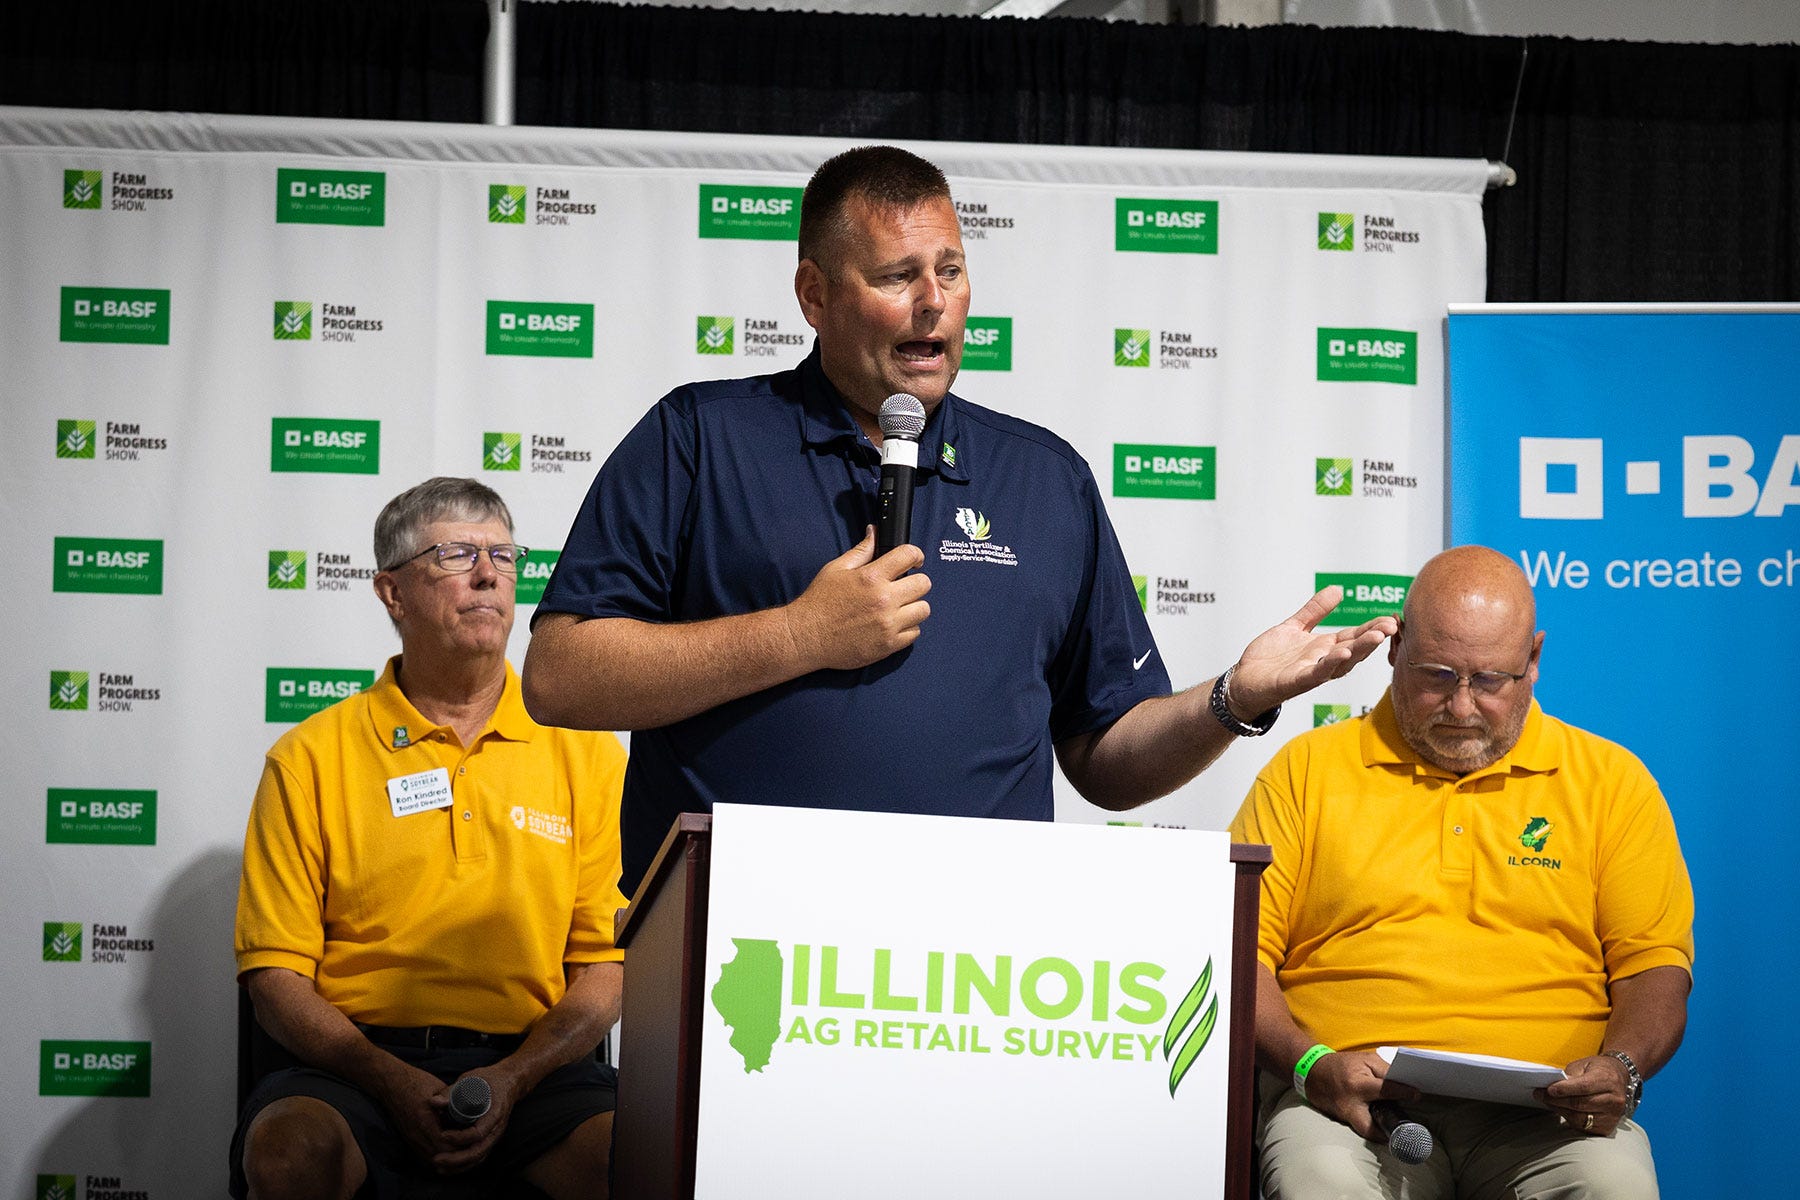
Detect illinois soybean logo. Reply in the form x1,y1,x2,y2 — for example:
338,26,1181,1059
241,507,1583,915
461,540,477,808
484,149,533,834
1114,444,1215,501
1116,198,1218,254
266,668,375,723
272,418,380,474
486,301,594,358
1313,571,1412,625
276,167,385,225
698,184,802,240
40,1041,152,1097
1317,327,1418,385
709,939,1219,1098
53,538,163,594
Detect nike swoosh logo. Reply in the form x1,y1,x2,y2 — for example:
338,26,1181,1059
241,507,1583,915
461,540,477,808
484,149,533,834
1133,649,1153,670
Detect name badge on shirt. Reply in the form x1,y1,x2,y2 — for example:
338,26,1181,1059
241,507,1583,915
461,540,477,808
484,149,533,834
387,767,453,818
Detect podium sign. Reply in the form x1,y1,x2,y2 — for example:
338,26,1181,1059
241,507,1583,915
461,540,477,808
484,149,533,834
693,804,1236,1197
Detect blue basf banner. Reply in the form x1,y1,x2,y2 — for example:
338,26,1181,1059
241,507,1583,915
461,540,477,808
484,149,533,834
1447,305,1800,1199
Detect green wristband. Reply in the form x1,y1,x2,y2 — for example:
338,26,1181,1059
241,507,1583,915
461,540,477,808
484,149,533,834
1292,1043,1334,1102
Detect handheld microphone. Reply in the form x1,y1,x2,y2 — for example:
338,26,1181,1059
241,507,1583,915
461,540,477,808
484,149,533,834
1370,1101,1433,1165
874,393,926,557
445,1075,492,1128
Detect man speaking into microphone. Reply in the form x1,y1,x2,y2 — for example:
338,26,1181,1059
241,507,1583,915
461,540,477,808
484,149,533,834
524,145,1393,896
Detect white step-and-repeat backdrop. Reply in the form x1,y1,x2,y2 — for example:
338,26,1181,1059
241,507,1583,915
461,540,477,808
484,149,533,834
0,106,1486,1196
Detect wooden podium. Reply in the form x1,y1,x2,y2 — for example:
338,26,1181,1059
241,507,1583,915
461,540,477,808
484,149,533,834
612,812,1269,1199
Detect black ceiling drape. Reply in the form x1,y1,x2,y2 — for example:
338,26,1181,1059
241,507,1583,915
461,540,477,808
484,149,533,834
6,0,1797,302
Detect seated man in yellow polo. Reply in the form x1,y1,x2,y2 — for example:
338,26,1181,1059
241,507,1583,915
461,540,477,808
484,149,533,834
1229,545,1694,1199
230,477,628,1200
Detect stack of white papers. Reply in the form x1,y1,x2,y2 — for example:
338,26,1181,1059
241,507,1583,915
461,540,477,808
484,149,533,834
1377,1046,1566,1108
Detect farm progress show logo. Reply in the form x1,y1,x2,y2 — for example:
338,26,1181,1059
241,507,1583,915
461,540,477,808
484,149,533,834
708,940,1220,1099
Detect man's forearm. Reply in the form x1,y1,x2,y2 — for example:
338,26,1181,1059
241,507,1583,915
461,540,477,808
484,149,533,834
1601,964,1691,1078
490,962,623,1096
246,966,413,1096
523,611,812,731
1055,685,1237,810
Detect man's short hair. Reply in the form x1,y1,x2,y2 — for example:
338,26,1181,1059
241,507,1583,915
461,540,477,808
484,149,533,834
798,145,952,275
374,476,514,570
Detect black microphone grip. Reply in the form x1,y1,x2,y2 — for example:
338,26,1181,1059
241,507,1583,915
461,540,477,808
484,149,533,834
875,462,916,556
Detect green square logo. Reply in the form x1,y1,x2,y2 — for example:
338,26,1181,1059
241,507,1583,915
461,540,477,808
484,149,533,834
1317,328,1418,385
37,1175,77,1200
1313,572,1413,626
50,671,89,711
962,316,1012,371
516,548,559,606
1113,444,1216,500
1132,574,1149,611
46,789,157,845
271,418,381,474
696,315,735,355
276,168,386,226
484,432,523,471
273,301,313,340
1114,329,1151,368
44,922,83,963
1314,703,1352,726
1115,198,1219,253
1316,458,1354,496
53,538,164,594
64,170,103,210
268,550,307,590
40,1040,152,1097
57,419,97,460
266,667,376,723
1318,213,1354,251
489,184,526,224
486,301,595,358
60,287,171,345
698,184,803,240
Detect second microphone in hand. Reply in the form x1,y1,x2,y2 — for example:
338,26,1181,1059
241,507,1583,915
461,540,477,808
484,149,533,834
1370,1100,1433,1166
875,392,926,556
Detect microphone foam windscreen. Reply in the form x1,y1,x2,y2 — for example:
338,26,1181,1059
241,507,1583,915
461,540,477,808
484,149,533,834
878,393,926,440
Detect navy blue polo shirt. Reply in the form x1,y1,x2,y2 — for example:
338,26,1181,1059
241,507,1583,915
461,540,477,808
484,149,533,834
538,345,1172,895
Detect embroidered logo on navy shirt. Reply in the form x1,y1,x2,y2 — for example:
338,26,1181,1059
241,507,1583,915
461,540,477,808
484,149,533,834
938,508,1018,567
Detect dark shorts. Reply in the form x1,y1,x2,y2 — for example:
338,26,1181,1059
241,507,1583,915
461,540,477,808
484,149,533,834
228,1039,617,1200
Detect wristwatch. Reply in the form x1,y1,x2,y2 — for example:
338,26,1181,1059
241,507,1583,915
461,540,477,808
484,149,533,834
1209,665,1280,737
1607,1050,1643,1118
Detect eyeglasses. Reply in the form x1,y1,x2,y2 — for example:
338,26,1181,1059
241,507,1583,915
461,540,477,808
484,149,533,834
385,542,528,575
1406,662,1527,696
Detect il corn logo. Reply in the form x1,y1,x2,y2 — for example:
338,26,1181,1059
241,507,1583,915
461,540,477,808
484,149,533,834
707,938,1220,1098
1318,212,1354,251
484,432,523,471
274,301,313,340
697,316,735,355
489,184,526,224
57,420,96,460
1519,817,1554,852
64,169,103,210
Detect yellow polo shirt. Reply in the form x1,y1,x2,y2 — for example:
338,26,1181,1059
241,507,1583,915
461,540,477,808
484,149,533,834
1229,693,1693,1068
235,657,628,1033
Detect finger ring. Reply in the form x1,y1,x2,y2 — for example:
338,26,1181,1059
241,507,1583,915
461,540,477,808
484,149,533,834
1584,1113,1595,1132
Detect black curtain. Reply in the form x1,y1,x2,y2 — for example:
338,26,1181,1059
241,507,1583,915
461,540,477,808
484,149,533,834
6,1,1798,301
